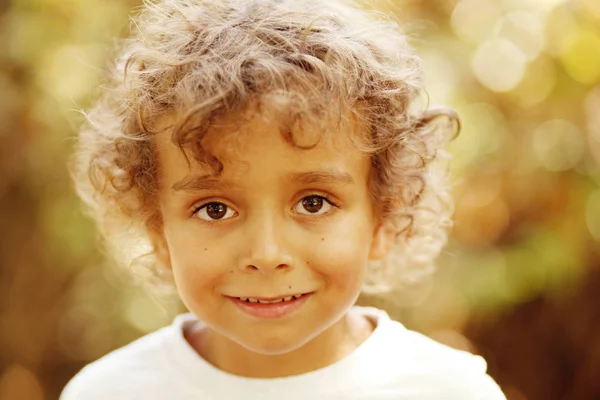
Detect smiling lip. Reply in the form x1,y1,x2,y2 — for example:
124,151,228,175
227,292,313,319
230,293,307,301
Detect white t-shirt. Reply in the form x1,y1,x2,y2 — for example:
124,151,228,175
61,306,506,399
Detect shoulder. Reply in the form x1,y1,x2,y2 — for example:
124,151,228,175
60,323,177,400
389,328,506,398
401,333,505,399
358,307,506,399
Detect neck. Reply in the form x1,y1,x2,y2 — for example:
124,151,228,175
185,311,374,378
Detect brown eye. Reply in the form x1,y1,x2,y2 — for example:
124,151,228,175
294,195,335,215
206,203,226,219
302,196,323,213
195,202,236,221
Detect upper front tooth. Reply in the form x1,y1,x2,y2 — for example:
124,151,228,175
258,298,283,304
292,294,303,299
283,296,293,301
239,297,248,301
248,298,258,303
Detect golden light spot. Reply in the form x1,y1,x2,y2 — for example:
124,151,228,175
510,56,557,108
451,0,501,44
577,0,600,20
495,10,545,61
40,44,103,103
545,6,579,56
124,293,169,333
532,119,585,171
422,51,459,104
449,103,508,170
559,29,600,84
472,38,527,92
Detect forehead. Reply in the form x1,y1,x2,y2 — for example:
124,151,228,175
154,104,371,188
211,104,363,155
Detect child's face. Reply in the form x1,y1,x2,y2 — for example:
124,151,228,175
152,106,391,355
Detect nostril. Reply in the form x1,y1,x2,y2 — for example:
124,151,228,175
244,263,290,272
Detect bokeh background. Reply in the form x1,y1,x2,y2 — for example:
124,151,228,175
1,0,599,399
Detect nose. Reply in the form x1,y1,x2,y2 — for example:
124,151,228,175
237,209,294,274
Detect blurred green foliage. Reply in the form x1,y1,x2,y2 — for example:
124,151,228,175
0,0,599,399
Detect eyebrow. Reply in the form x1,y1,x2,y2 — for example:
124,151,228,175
289,170,355,186
172,170,355,192
172,174,233,192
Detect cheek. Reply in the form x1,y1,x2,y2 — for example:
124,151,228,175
165,227,230,289
309,227,372,284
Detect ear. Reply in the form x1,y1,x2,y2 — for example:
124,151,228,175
369,220,395,261
148,227,172,270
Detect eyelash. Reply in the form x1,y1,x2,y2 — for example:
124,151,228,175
306,195,339,216
191,194,339,221
295,194,339,219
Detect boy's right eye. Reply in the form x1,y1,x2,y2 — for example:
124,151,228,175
194,202,237,221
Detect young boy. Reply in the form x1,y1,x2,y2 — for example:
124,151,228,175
62,0,506,398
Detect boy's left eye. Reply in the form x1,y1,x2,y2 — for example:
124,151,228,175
293,195,336,215
194,202,237,221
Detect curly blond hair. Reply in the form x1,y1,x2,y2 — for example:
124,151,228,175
71,0,458,295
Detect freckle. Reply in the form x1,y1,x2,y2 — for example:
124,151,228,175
306,261,310,265
321,237,324,241
288,285,292,289
230,270,233,273
204,248,207,251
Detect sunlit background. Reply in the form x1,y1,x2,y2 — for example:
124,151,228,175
1,0,599,399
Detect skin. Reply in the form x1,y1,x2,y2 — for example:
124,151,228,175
150,105,393,378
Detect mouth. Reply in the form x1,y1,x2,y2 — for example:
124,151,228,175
228,292,311,304
227,292,314,319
